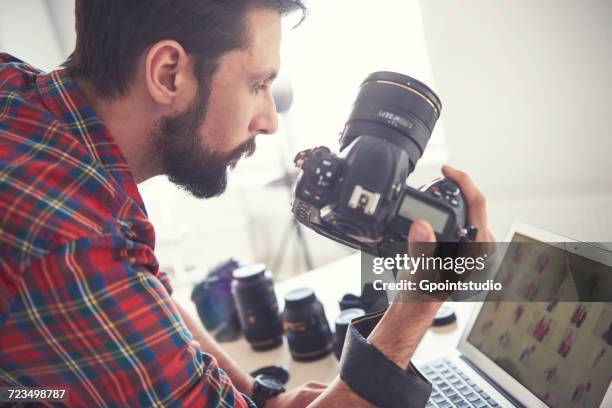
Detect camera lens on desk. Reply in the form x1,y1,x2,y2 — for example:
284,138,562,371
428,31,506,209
282,288,333,362
333,308,366,360
231,264,283,351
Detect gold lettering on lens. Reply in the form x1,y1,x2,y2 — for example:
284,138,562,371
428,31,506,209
365,79,439,114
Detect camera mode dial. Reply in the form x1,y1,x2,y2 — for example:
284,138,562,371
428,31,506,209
425,178,462,208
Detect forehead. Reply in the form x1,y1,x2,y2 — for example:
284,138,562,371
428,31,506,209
220,8,281,79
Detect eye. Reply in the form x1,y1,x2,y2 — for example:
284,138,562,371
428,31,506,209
253,82,269,94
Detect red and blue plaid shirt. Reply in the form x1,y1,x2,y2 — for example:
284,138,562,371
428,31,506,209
0,53,254,407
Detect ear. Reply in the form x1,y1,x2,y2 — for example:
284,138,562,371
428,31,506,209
144,40,196,106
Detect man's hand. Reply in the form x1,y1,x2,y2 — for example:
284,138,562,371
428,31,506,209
266,381,327,408
397,166,495,301
442,165,495,243
370,166,493,364
399,166,496,300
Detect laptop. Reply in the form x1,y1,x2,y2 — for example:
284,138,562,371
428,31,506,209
419,222,612,408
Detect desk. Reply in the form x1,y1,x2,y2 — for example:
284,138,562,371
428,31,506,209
173,254,477,390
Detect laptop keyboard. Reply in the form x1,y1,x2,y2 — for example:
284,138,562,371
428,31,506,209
421,358,500,408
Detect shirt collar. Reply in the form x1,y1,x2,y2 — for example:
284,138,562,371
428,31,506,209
36,68,147,213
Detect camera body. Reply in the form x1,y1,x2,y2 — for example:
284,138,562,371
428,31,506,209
291,72,476,255
292,141,475,251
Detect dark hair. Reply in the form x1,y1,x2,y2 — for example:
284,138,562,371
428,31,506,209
63,0,307,99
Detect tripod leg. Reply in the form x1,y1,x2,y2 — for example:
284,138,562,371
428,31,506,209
293,218,314,271
271,219,296,273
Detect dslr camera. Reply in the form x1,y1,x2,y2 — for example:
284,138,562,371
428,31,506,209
291,72,477,256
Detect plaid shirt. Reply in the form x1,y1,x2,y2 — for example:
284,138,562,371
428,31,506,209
0,54,254,408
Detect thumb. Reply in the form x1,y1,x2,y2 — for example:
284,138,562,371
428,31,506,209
408,220,436,243
407,220,436,257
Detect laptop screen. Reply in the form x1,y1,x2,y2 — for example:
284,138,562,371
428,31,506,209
466,233,612,408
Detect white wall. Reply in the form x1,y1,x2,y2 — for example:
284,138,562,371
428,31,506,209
0,0,67,71
418,0,612,241
276,0,448,166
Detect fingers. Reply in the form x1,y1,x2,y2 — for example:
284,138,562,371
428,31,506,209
407,220,436,258
304,381,327,390
484,228,496,242
268,383,327,408
408,220,436,243
291,383,327,407
442,165,488,239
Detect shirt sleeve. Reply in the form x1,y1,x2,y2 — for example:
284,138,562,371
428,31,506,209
0,234,256,408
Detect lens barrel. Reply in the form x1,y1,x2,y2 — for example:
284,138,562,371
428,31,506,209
333,308,366,360
339,71,442,174
231,264,283,351
283,288,333,361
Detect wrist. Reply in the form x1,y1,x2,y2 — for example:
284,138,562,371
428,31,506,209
232,373,255,399
339,309,434,407
368,301,441,367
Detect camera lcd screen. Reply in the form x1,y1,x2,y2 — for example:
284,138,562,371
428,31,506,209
397,195,449,233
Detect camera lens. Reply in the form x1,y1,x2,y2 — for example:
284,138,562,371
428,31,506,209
333,308,366,360
339,71,442,175
231,264,283,351
282,288,333,361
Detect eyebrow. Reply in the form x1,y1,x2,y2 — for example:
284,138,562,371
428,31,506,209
254,69,278,82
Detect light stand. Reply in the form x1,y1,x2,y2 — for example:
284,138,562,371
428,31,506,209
269,78,314,273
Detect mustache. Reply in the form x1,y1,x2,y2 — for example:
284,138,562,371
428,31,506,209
226,138,257,163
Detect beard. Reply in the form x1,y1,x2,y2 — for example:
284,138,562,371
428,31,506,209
152,83,256,199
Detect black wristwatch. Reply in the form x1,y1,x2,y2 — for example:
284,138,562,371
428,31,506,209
251,374,285,407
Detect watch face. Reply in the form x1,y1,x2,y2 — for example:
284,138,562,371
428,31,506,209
257,375,285,393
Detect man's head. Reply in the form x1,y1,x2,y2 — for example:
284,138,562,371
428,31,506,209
64,0,306,198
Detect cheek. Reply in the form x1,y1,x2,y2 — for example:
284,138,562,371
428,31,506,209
200,110,250,152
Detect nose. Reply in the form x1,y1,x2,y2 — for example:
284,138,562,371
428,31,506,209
249,92,279,135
